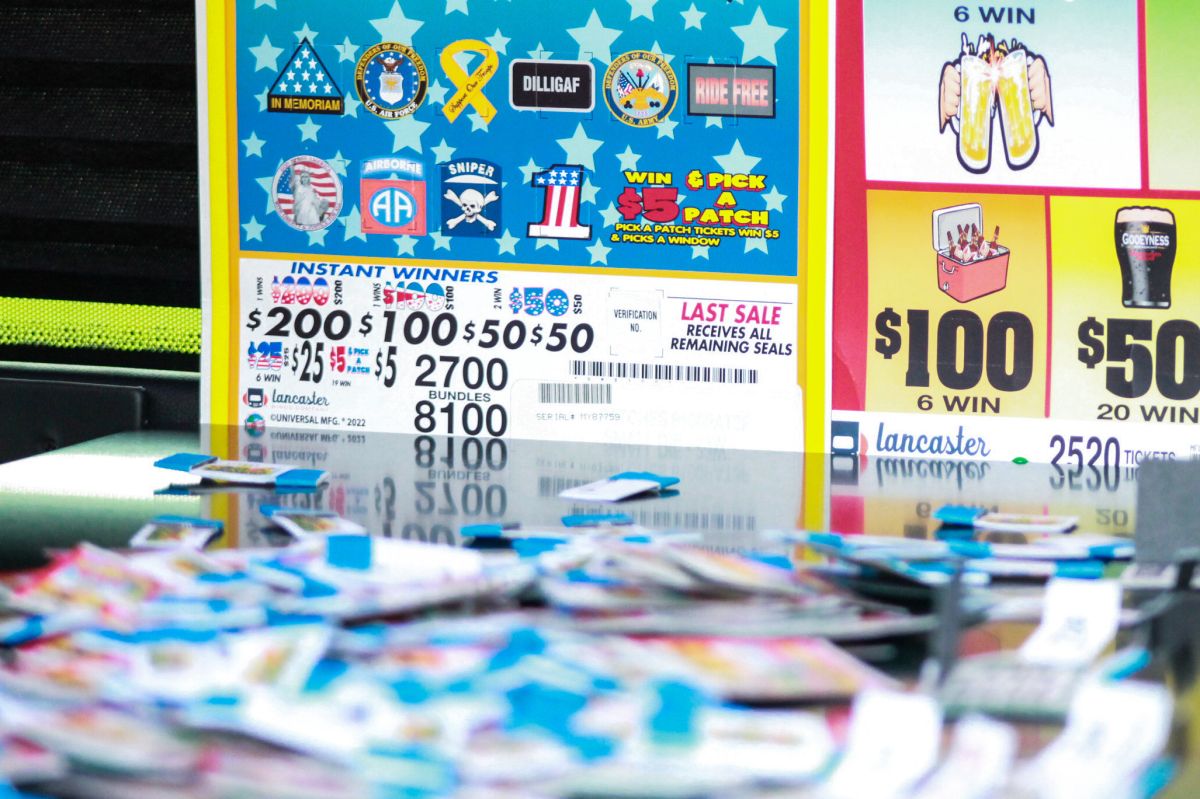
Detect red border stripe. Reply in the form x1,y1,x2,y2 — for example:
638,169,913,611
1138,0,1151,190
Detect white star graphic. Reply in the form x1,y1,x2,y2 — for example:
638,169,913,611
426,80,450,106
744,237,769,254
241,132,266,158
294,23,318,43
254,88,269,111
431,138,457,163
249,35,284,72
655,118,678,140
242,217,265,242
308,228,328,247
496,229,519,256
254,0,276,8
715,139,762,174
431,232,452,251
256,169,279,214
626,0,657,21
650,41,674,65
485,29,510,55
536,238,560,251
681,3,705,29
706,115,723,129
343,93,361,118
600,203,621,228
296,116,321,142
340,206,367,242
468,111,490,132
580,179,599,205
446,0,468,14
327,151,350,177
556,123,603,171
518,158,544,185
527,42,553,60
586,240,611,264
615,145,641,172
691,245,710,260
333,36,359,63
732,7,788,65
762,186,787,212
395,236,418,257
385,116,431,153
370,1,424,45
567,10,621,64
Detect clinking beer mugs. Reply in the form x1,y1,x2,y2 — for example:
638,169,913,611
996,50,1037,167
956,55,996,172
942,34,1052,173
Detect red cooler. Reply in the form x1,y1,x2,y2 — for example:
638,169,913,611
932,203,1009,303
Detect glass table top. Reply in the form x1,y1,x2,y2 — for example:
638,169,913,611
1,428,1192,797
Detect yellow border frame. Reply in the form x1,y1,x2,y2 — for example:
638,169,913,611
801,0,830,528
202,1,830,479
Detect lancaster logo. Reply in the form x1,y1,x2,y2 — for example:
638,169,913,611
243,388,267,408
875,422,992,458
270,390,330,407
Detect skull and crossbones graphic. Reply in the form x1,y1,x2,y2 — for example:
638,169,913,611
444,188,498,231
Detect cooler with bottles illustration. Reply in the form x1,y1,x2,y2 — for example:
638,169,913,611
933,203,1009,303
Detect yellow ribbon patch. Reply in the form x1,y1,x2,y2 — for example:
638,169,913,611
440,39,499,124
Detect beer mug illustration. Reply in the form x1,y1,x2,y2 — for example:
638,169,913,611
1115,207,1177,309
997,50,1037,169
941,35,1053,174
953,55,997,173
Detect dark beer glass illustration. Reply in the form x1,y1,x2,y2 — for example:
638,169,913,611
1115,207,1176,309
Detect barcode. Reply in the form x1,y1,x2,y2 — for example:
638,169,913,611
569,360,758,384
537,383,613,404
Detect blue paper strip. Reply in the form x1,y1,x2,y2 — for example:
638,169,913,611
460,523,507,538
326,535,372,571
562,513,634,528
610,471,680,489
152,514,223,530
154,453,216,473
933,505,988,526
1054,560,1106,580
276,468,328,488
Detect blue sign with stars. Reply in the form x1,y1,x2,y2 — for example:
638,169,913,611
235,0,800,276
268,37,344,114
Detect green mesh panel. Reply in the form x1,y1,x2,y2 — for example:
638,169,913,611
0,297,200,354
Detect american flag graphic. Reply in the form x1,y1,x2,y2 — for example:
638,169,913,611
274,157,341,228
271,40,340,99
615,65,664,99
265,39,345,115
248,342,283,370
527,165,591,240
